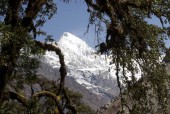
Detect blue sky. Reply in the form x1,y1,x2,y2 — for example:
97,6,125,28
40,0,100,48
40,0,170,48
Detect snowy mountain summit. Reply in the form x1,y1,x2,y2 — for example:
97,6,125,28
40,32,120,109
58,32,110,71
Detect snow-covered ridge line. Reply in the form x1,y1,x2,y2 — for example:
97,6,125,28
41,32,117,97
41,32,142,98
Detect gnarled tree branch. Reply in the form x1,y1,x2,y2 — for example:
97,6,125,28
35,40,77,114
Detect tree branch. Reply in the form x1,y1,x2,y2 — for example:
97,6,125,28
35,41,66,94
33,91,63,114
22,0,47,27
35,41,77,114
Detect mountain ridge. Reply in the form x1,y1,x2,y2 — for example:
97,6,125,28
38,32,120,110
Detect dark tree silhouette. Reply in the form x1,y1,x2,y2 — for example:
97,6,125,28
0,0,170,114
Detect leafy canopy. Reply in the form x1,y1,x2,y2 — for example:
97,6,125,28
0,0,170,114
85,0,170,113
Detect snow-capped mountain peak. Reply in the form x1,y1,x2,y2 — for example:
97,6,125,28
59,32,87,46
58,32,93,55
40,32,142,109
41,32,118,97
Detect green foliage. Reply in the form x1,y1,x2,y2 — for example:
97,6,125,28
0,22,44,81
0,0,77,114
0,0,170,114
85,0,170,113
0,23,31,70
0,75,96,114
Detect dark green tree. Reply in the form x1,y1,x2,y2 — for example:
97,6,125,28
0,0,170,114
85,0,170,113
0,0,56,98
0,0,77,113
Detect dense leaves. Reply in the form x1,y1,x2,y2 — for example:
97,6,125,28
85,0,170,113
0,0,77,114
0,0,170,114
0,75,96,114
